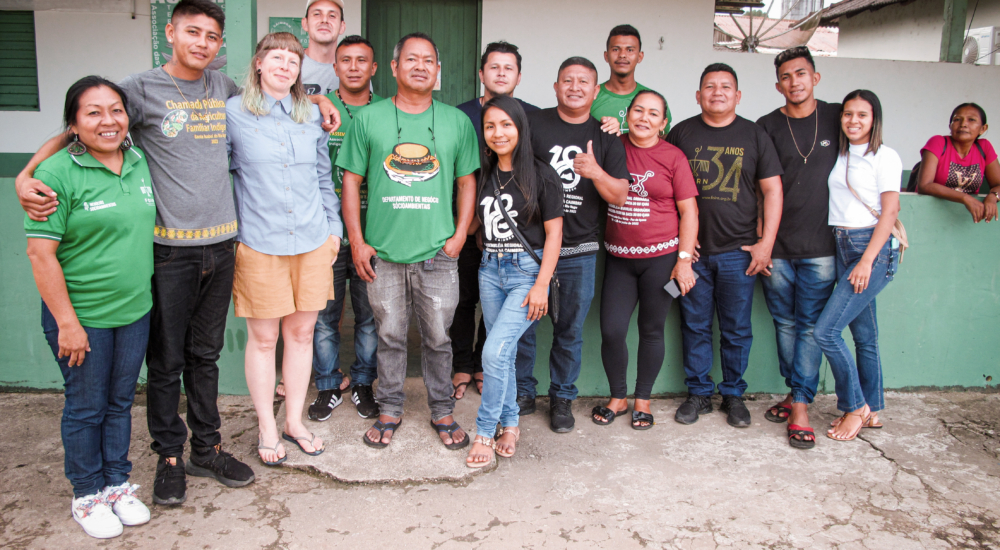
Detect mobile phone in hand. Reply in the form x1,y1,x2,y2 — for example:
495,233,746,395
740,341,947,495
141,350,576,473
664,272,699,298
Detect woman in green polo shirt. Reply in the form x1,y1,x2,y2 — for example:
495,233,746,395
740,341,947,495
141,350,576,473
24,76,156,540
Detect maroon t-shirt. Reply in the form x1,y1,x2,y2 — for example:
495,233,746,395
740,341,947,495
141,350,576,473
604,135,699,258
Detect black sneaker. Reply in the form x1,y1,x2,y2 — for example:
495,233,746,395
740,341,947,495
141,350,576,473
152,456,186,506
351,385,379,419
308,389,343,421
516,395,536,416
720,395,752,428
187,444,255,488
674,394,713,425
549,397,575,433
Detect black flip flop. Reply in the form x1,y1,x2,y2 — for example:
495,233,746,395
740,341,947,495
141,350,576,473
431,421,470,450
765,403,792,423
452,381,470,399
362,418,402,449
788,424,816,450
281,431,325,456
591,406,627,425
631,411,655,431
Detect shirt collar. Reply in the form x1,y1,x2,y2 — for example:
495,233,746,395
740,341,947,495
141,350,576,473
265,92,294,115
71,145,143,177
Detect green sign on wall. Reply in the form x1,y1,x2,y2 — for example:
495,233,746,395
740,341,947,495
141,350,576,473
151,0,227,70
269,17,309,48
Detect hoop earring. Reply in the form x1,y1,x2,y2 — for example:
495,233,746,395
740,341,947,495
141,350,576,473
483,146,494,158
120,134,133,152
67,134,87,156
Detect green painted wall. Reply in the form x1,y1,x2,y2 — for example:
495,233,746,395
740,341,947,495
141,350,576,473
1,185,996,394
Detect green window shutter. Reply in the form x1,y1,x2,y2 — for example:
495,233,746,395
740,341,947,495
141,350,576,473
0,10,40,111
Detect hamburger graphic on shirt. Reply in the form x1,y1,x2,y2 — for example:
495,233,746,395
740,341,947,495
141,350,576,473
383,143,440,186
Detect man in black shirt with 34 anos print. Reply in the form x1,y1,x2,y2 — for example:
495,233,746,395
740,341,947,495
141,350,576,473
666,63,783,429
515,57,630,433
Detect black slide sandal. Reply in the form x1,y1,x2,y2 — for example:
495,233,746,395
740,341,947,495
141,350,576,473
591,406,627,425
631,411,655,430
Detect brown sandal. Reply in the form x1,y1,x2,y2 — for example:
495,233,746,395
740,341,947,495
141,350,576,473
827,406,870,441
830,411,882,429
466,435,495,469
495,427,520,458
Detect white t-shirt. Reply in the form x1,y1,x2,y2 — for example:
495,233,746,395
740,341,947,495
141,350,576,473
301,54,339,96
828,143,902,227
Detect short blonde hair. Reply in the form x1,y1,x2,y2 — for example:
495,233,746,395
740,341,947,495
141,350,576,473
241,32,312,124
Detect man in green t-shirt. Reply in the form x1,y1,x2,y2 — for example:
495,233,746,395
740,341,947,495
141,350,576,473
338,32,479,450
591,24,671,135
309,35,385,423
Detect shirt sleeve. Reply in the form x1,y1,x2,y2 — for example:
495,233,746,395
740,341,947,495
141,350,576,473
755,125,784,179
118,75,144,133
24,168,68,241
668,146,699,202
978,139,998,165
314,112,342,239
601,132,631,182
876,148,904,195
921,135,946,159
454,114,481,178
335,112,371,177
537,163,565,221
224,74,239,99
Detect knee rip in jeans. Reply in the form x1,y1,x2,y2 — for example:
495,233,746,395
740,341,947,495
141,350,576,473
379,300,393,315
431,296,442,310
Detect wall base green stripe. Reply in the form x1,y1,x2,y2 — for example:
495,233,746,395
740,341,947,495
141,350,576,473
0,153,32,177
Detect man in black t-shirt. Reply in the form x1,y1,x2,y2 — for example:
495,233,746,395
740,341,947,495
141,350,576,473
515,57,630,433
755,47,839,448
451,41,541,401
665,63,783,429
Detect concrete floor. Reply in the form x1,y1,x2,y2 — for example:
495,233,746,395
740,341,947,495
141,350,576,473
1,387,999,549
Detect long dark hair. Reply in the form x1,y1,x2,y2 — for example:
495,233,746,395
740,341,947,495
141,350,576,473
479,95,540,223
839,89,883,156
63,75,130,130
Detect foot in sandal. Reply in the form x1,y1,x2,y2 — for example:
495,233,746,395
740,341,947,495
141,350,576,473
282,428,324,455
431,416,469,450
257,433,286,466
466,435,495,468
364,414,402,447
827,404,870,441
451,372,472,399
495,427,520,458
786,402,814,448
764,394,792,423
831,411,882,429
631,399,654,430
592,397,628,425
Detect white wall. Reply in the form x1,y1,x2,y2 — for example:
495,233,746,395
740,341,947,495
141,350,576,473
256,0,362,44
0,8,153,153
838,0,944,62
482,0,1000,167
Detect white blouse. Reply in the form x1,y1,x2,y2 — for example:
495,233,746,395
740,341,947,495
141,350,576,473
828,143,902,228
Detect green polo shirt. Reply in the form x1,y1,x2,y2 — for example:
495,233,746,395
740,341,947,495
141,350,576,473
325,91,384,246
24,147,156,328
590,82,672,135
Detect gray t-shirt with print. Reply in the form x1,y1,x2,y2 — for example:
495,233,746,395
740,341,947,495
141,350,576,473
119,67,239,246
301,55,339,96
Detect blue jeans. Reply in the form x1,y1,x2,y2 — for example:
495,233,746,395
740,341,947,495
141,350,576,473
313,244,378,390
678,249,756,397
476,251,542,435
815,227,897,413
42,304,150,498
515,253,596,400
760,256,837,404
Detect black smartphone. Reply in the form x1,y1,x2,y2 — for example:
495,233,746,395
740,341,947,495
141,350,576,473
664,272,699,298
369,256,377,272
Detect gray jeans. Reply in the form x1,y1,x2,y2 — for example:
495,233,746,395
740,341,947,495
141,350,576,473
367,248,460,420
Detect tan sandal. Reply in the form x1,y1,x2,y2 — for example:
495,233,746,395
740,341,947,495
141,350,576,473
495,427,520,458
830,410,883,429
827,406,871,441
466,435,495,469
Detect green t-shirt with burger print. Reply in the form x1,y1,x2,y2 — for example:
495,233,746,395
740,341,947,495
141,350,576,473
325,90,385,246
336,98,480,264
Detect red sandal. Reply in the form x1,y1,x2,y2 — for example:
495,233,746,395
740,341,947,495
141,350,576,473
765,402,792,423
787,424,815,450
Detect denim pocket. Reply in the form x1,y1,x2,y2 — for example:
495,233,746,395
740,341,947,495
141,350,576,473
153,244,176,268
479,251,488,269
513,255,541,277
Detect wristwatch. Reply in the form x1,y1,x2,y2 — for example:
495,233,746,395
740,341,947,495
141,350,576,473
678,251,693,261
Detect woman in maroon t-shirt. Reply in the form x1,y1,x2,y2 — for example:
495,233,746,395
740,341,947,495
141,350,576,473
593,90,700,430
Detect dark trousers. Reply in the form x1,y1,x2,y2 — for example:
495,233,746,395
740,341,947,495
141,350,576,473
452,238,486,376
146,239,235,458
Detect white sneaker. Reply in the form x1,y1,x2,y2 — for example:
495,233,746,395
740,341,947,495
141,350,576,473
71,494,123,539
103,482,151,526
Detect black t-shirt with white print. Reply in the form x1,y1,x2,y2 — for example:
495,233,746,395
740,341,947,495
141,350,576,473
479,160,564,253
528,108,631,257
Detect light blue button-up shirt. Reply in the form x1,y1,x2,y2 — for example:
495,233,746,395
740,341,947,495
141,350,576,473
227,93,342,256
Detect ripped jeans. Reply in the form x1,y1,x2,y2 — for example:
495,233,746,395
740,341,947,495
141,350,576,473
367,248,460,421
476,250,543,436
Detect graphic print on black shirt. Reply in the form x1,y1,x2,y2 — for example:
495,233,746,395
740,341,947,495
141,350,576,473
478,163,564,253
756,101,839,259
666,115,783,256
528,108,630,257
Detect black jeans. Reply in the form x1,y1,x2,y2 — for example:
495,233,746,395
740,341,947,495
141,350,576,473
146,239,235,458
451,238,485,376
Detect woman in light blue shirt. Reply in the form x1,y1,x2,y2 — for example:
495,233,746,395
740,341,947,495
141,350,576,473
227,32,343,466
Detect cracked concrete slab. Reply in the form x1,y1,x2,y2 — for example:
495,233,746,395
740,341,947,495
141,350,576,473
1,390,998,549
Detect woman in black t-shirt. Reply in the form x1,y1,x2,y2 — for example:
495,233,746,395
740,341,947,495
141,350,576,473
466,96,564,469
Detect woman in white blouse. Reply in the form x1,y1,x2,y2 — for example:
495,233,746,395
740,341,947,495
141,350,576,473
814,89,901,443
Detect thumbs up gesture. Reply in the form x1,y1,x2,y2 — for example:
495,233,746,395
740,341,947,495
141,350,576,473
573,140,602,180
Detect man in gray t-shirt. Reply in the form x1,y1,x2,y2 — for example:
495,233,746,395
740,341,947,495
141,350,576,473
301,0,344,95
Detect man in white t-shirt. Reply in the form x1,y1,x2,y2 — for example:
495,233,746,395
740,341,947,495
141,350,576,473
301,0,345,95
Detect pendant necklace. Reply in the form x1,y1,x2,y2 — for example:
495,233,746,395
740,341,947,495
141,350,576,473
336,89,372,120
166,69,211,122
495,165,515,194
785,103,819,164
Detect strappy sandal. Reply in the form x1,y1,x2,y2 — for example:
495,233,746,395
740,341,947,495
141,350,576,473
431,420,470,450
826,406,870,442
473,375,484,395
631,411,655,431
787,424,816,450
591,406,628,425
282,431,325,456
466,435,495,469
830,411,883,429
495,427,520,458
765,402,791,423
362,418,402,448
257,436,287,466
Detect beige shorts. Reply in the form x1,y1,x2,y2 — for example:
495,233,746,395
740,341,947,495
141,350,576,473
232,237,337,319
